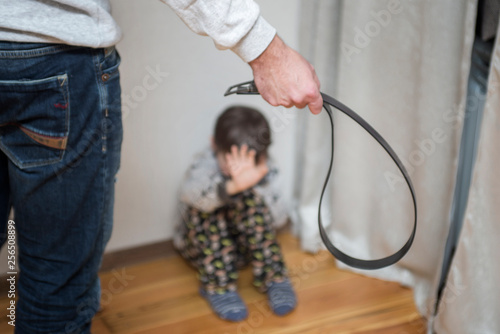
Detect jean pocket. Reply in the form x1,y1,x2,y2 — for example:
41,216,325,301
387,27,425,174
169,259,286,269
101,48,121,80
0,74,69,169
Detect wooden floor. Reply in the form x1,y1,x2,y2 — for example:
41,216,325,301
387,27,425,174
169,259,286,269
1,233,426,333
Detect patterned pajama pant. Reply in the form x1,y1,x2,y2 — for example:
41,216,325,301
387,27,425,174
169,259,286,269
177,190,288,295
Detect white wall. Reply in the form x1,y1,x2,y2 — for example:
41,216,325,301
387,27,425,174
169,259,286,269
0,1,302,274
105,0,302,252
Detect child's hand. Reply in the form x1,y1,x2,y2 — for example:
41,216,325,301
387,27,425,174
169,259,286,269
225,144,269,195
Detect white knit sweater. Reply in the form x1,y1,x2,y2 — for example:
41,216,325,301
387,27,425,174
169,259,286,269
0,0,276,62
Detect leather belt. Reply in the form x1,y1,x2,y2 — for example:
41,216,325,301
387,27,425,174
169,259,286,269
225,81,417,270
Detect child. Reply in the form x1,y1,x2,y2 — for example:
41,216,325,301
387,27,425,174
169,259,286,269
174,105,296,322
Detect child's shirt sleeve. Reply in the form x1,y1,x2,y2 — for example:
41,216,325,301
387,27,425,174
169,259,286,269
254,160,289,229
178,148,228,213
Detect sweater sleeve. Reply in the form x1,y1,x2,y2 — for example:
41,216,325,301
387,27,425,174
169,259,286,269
179,149,228,213
159,0,276,62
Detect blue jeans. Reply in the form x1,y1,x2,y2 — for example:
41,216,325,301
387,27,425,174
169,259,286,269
0,42,123,333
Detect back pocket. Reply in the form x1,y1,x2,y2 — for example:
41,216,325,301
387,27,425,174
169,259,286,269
0,74,69,169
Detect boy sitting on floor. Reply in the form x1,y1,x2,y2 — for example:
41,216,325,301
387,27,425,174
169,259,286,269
173,105,296,322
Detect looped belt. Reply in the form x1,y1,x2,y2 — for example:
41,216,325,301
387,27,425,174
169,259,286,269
225,81,417,270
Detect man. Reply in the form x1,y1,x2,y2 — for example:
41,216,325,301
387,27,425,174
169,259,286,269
0,0,322,333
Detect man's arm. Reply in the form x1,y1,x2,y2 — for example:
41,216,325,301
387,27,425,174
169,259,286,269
161,0,323,114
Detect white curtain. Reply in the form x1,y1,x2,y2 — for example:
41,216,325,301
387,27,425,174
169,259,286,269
292,0,499,332
433,20,500,334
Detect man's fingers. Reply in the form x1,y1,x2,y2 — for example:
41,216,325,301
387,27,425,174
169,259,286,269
307,93,324,115
303,67,322,114
279,88,323,113
310,64,321,89
250,36,323,114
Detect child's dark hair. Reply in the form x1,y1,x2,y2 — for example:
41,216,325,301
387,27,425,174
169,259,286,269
214,105,271,161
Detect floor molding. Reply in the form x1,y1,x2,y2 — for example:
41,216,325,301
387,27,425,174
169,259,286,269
100,239,177,272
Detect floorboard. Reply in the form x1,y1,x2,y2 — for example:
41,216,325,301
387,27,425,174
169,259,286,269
0,233,425,333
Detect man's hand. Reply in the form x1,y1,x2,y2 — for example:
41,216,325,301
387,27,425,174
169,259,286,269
225,145,269,195
249,35,323,115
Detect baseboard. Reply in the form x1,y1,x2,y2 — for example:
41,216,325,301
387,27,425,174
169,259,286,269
100,239,177,272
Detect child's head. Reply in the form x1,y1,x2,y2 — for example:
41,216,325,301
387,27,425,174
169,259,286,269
213,105,271,168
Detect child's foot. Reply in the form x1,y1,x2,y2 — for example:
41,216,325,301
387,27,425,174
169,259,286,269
200,289,248,322
267,280,297,316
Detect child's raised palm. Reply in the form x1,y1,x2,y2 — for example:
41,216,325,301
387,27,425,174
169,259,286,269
225,144,269,195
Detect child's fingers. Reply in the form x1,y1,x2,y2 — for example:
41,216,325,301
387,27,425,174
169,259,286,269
238,144,257,164
225,152,233,164
226,152,236,173
231,145,239,158
229,145,240,170
239,144,248,159
247,149,256,162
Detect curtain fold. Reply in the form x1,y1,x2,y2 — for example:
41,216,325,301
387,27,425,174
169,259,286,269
433,23,500,334
294,0,481,328
293,0,343,252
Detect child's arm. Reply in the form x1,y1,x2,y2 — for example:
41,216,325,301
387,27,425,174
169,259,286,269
179,149,228,213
